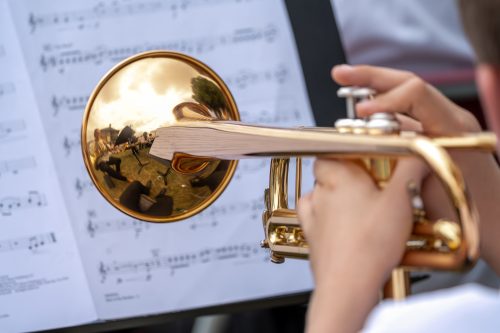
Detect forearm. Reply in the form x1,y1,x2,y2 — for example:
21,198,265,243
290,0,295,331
459,153,500,275
306,263,385,333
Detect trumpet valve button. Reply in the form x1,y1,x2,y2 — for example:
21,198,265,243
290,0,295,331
337,86,357,98
337,86,358,119
367,112,400,134
351,119,367,134
334,118,354,133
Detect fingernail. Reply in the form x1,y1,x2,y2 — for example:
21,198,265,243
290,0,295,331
356,99,373,107
355,100,374,116
333,64,353,71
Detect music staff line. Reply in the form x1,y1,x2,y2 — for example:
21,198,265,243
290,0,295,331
0,191,47,216
0,156,36,178
86,210,150,238
0,119,26,141
99,242,266,283
189,196,263,229
224,64,288,90
51,94,89,117
48,64,289,117
29,0,258,33
85,196,262,237
239,107,303,125
0,232,56,254
39,24,278,73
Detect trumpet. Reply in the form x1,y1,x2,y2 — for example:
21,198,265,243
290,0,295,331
82,51,496,298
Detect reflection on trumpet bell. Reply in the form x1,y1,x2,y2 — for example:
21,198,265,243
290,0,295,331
82,51,239,223
82,51,497,299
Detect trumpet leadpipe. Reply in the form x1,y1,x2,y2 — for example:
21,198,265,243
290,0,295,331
149,121,496,160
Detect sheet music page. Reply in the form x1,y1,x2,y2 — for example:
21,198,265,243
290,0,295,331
0,0,97,331
8,0,315,320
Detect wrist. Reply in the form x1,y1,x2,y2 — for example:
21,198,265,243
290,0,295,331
312,247,393,290
307,267,384,333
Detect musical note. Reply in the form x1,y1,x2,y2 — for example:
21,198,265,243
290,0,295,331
224,64,288,90
190,196,263,229
0,82,15,99
29,0,258,33
75,177,94,197
0,232,56,253
0,156,36,177
0,191,47,216
51,94,89,117
239,107,302,125
231,160,268,183
3,0,317,318
39,25,278,73
0,119,26,141
86,210,149,238
62,134,81,156
98,242,266,283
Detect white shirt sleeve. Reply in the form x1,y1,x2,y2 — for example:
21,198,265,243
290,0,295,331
363,284,500,333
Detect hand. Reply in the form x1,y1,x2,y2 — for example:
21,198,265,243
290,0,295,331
332,64,481,134
332,65,500,274
298,158,427,333
299,158,427,286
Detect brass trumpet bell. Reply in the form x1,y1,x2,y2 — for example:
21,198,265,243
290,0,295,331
82,51,497,282
82,51,239,223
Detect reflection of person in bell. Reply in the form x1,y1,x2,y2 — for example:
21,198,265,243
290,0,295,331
119,180,173,216
93,128,127,182
138,131,153,149
115,125,148,170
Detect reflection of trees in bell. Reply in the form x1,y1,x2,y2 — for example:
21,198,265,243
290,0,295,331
191,76,228,118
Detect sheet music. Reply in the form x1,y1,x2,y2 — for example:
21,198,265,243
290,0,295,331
8,0,315,322
0,1,97,331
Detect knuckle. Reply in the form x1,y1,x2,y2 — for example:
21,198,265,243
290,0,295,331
406,76,428,96
459,110,481,132
399,70,416,80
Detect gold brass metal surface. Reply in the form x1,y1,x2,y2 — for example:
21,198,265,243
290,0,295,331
82,51,498,296
82,51,239,222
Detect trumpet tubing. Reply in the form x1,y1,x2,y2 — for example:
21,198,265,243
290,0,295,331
82,51,496,286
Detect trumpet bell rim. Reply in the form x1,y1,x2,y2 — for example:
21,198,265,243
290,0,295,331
81,50,239,223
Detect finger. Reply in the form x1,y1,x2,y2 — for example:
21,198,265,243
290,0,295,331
355,78,475,134
395,114,423,132
355,106,423,132
313,159,372,189
332,64,414,92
